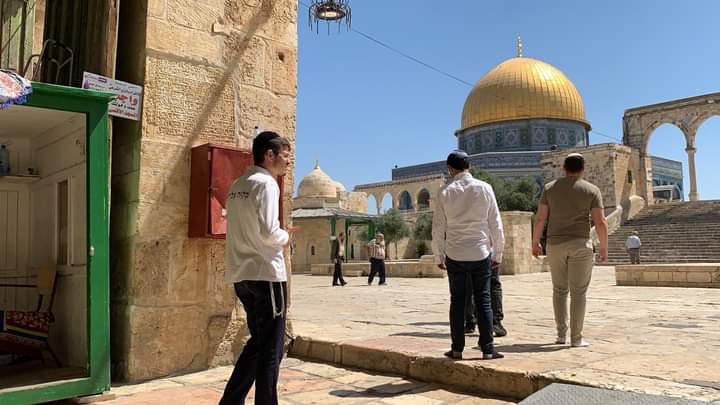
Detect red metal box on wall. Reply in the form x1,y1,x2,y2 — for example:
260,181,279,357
188,144,253,238
188,143,284,238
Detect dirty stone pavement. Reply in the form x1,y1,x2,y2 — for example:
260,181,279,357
49,357,512,405
288,266,720,402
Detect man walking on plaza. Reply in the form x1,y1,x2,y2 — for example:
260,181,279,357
626,230,642,264
433,150,505,360
367,233,387,285
331,232,348,286
221,131,294,405
532,153,608,348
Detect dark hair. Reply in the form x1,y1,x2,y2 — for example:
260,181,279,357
253,131,291,165
446,150,470,171
563,153,585,174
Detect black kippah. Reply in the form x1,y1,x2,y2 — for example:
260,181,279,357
447,150,470,170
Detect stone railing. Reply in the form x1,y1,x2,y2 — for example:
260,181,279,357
616,264,720,288
311,255,445,278
590,195,645,246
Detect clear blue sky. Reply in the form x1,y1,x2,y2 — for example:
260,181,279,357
296,1,720,202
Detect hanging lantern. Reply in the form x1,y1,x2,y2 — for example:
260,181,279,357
309,0,351,34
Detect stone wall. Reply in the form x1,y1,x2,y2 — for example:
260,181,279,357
311,256,446,278
540,143,641,210
292,217,368,274
110,0,297,381
616,264,720,288
339,191,369,213
499,211,534,275
355,175,446,214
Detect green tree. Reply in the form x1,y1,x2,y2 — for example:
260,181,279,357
413,212,433,241
412,212,433,257
471,170,539,212
377,209,411,259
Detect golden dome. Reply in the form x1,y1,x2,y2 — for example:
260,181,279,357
461,57,589,130
298,161,338,198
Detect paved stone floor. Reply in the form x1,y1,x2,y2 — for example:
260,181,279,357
50,358,510,404
289,267,720,402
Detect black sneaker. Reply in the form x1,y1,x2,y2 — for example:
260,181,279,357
464,325,475,335
493,323,507,337
482,350,504,360
444,350,462,360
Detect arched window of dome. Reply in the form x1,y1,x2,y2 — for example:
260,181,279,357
399,191,413,211
417,189,430,210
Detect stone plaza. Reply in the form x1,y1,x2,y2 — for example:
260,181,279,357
289,269,720,402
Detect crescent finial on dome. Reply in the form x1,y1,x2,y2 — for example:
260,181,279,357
516,34,523,58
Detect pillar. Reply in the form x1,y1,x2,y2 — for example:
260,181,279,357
639,150,654,205
686,146,700,201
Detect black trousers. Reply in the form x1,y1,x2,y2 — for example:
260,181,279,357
447,256,494,354
332,258,345,285
368,258,386,284
465,268,504,328
220,280,287,405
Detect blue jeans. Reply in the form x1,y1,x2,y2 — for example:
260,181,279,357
220,281,287,405
447,256,494,354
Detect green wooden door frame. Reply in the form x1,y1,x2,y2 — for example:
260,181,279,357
343,218,376,260
0,82,114,405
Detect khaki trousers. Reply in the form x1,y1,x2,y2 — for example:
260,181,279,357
547,239,594,342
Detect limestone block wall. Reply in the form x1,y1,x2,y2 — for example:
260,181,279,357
540,143,641,210
310,259,446,278
293,217,333,274
339,191,369,213
291,216,370,273
616,264,720,288
110,0,297,381
499,211,534,275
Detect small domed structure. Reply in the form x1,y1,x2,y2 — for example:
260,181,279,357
333,180,346,193
297,161,338,198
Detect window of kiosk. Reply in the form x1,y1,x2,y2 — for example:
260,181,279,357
0,105,89,391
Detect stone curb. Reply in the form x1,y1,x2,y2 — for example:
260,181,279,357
288,335,720,402
289,336,569,400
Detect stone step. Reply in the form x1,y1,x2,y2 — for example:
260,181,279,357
605,201,720,264
290,335,716,402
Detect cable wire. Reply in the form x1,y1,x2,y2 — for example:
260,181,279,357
300,1,623,142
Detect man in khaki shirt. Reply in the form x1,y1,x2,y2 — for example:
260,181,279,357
532,153,608,348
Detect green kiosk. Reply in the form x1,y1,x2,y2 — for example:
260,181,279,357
0,82,113,404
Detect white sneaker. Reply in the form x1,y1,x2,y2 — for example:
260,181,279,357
571,339,590,348
555,336,566,344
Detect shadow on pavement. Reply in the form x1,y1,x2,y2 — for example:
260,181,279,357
496,343,567,353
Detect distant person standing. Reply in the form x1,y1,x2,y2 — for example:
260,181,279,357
367,233,387,285
221,131,295,405
433,150,505,360
331,232,348,286
532,153,608,348
625,231,642,264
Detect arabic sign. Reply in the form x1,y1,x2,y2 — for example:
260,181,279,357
81,72,143,121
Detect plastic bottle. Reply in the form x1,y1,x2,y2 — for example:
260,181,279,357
0,144,10,175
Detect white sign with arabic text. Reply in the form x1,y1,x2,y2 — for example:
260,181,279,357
82,72,143,121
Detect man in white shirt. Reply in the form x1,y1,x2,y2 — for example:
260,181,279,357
432,150,505,360
220,131,294,405
626,230,642,264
